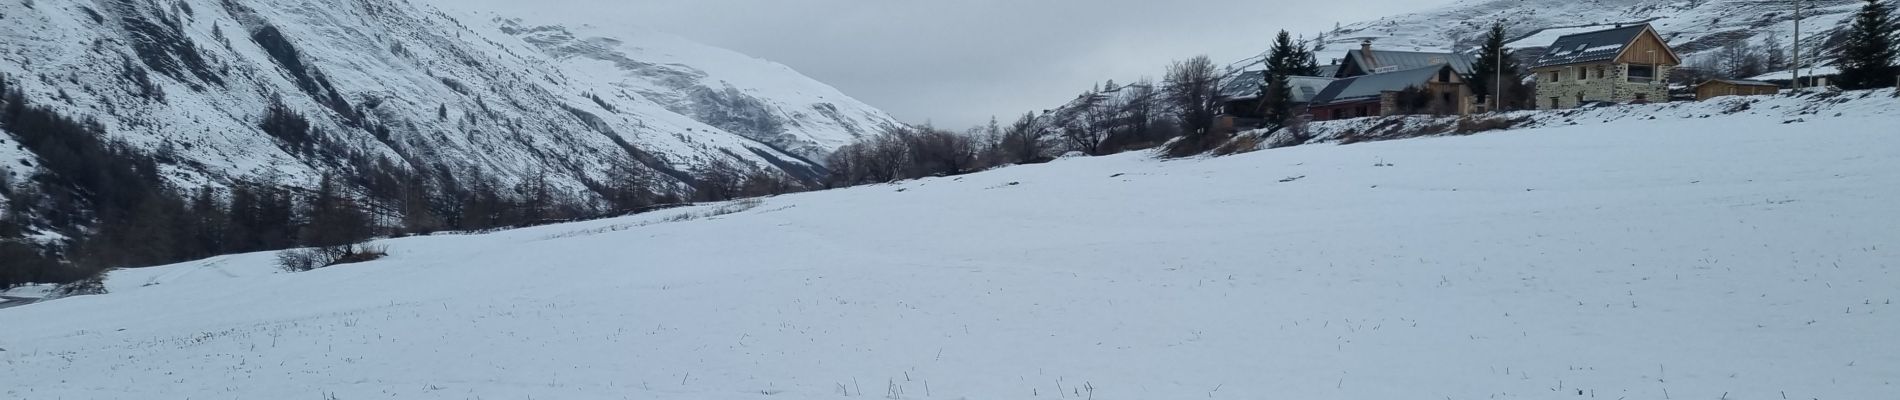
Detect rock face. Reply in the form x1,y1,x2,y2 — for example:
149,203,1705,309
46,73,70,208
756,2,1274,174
0,0,899,196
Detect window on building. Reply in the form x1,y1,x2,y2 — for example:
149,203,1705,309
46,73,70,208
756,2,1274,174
1550,97,1560,109
1628,65,1656,82
1576,67,1587,80
1549,71,1560,82
1596,66,1606,79
1439,67,1452,82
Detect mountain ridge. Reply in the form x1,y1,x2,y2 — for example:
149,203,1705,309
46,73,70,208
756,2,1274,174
0,0,900,198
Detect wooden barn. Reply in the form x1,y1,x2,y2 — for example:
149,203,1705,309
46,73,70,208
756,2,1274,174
1696,79,1781,100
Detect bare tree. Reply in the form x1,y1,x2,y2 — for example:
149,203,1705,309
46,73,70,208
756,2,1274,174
1163,55,1222,156
1762,33,1790,72
1164,56,1221,139
1718,42,1768,79
1053,89,1113,156
1109,78,1168,149
994,112,1048,165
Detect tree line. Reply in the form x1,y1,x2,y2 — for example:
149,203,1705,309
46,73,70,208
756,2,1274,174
824,29,1343,186
822,51,1240,187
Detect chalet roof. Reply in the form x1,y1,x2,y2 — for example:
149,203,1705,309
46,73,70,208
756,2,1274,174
1746,65,1842,81
1287,76,1339,103
1219,72,1339,103
1344,50,1475,76
1310,65,1446,106
1315,64,1341,78
1700,79,1779,87
1219,70,1268,100
1530,24,1649,68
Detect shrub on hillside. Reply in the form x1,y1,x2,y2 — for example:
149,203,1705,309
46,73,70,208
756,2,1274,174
1453,116,1522,134
278,244,388,272
52,273,108,297
1211,133,1263,156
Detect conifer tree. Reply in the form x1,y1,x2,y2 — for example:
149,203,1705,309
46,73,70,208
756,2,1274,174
1836,0,1898,89
1470,22,1524,109
1262,31,1305,125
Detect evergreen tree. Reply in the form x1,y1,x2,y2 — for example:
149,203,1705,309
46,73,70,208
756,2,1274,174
1837,0,1899,89
1262,31,1309,125
1470,22,1524,109
1294,37,1321,76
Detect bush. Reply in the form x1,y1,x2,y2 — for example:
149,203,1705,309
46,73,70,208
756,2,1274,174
278,244,388,272
53,273,108,297
1453,116,1521,134
1211,133,1263,156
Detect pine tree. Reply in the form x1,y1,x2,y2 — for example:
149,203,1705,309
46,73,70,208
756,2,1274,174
1263,31,1303,125
1298,41,1320,75
1470,22,1524,109
1836,0,1899,89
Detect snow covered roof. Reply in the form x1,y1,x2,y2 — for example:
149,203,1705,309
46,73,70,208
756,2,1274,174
1288,76,1340,103
1530,24,1649,68
1221,71,1338,103
1316,64,1341,78
1220,70,1269,100
1747,66,1842,81
1344,50,1476,76
1311,64,1447,106
1700,79,1779,87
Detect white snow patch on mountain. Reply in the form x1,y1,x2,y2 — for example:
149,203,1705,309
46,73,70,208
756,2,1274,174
0,0,899,197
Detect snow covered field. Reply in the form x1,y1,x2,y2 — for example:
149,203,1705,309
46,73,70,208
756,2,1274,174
3,104,1898,399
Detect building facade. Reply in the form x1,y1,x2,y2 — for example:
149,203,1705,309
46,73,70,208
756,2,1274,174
1530,24,1680,109
1695,79,1781,100
1308,64,1471,121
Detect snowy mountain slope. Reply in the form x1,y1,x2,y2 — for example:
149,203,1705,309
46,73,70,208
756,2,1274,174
476,16,901,164
0,0,895,196
1324,0,1861,67
3,92,1897,399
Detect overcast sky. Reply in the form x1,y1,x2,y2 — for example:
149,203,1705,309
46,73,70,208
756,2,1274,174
453,0,1445,129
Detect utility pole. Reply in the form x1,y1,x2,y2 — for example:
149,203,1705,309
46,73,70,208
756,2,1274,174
1793,0,1804,89
1494,19,1507,111
1495,47,1504,111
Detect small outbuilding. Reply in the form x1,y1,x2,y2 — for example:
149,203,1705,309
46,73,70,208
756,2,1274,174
1695,79,1780,100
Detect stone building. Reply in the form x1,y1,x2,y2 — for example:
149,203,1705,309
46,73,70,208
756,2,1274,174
1530,24,1681,109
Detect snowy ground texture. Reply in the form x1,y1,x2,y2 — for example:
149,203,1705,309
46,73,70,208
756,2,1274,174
4,96,1899,399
